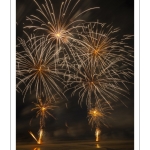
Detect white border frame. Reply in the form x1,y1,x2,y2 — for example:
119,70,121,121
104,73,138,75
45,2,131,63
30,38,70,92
140,0,150,150
0,0,11,149
135,0,140,150
11,0,16,150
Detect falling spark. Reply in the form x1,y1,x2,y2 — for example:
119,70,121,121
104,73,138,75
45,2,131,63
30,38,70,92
65,122,68,128
65,103,68,109
29,131,38,142
65,122,69,133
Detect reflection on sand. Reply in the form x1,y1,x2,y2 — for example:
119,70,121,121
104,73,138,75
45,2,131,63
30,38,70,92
16,140,134,150
96,144,101,148
34,148,40,150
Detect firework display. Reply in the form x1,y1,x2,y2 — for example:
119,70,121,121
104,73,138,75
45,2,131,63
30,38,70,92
88,106,106,128
16,34,66,101
24,0,99,61
29,129,44,144
65,56,132,109
16,0,133,144
31,97,57,128
87,101,111,141
95,128,101,142
77,22,133,70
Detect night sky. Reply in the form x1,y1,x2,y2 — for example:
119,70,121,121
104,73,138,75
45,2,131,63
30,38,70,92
16,0,134,143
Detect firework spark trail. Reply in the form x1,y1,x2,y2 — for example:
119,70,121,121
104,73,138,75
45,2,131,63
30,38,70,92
31,97,57,128
29,131,38,142
76,22,134,73
24,0,100,61
65,56,132,109
16,34,67,101
37,129,43,144
95,127,101,142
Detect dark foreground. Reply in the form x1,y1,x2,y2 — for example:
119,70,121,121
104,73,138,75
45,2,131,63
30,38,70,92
16,140,134,150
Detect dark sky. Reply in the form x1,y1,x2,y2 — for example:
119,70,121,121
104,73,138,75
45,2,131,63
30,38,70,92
16,0,134,142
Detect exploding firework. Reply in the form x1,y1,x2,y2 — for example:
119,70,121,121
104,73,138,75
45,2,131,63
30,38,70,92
65,57,132,108
64,24,133,108
31,97,57,128
87,101,111,128
77,22,133,72
16,34,67,101
87,101,110,141
24,0,99,60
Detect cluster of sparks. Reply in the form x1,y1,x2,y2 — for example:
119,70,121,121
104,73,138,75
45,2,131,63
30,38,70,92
87,101,111,141
29,97,57,144
31,98,57,128
29,129,43,144
16,0,133,143
16,36,66,101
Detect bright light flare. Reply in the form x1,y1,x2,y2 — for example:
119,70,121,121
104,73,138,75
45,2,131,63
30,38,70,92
37,129,43,144
55,33,61,38
95,128,101,142
89,109,103,117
